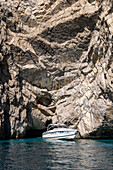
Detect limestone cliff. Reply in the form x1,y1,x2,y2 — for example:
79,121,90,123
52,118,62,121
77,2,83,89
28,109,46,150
0,0,113,139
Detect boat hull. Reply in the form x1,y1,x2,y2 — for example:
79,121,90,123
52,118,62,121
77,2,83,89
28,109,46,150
42,134,76,140
42,128,77,140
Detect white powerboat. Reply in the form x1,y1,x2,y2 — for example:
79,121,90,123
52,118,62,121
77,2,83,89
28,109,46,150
42,124,77,140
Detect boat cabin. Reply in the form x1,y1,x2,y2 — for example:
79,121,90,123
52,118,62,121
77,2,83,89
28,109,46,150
47,124,67,131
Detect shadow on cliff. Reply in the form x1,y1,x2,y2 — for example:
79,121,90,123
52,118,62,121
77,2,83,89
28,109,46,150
0,56,11,139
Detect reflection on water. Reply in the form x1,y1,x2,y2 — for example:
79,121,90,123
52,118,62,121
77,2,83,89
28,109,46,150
0,138,113,169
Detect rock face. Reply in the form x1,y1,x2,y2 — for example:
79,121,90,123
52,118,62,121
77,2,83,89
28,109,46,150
0,0,113,139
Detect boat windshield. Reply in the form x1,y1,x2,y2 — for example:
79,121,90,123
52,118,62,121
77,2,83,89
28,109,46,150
47,124,67,131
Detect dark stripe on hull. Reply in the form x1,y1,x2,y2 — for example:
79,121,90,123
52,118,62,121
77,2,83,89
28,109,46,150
42,133,76,139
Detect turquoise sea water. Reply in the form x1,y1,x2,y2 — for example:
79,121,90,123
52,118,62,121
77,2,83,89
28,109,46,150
0,138,113,170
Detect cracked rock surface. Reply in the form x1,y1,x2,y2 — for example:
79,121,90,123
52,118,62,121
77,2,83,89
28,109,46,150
0,0,113,139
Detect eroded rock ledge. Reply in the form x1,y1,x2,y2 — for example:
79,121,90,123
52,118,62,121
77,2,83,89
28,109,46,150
0,0,113,139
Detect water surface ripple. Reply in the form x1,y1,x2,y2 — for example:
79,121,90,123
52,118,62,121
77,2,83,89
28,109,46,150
0,138,113,169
